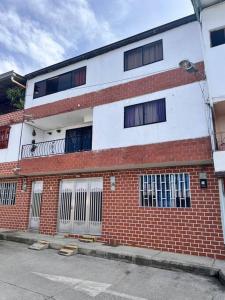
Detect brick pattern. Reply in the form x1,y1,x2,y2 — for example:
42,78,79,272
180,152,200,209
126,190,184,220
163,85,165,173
0,164,224,259
102,165,225,259
0,177,31,230
0,110,23,127
0,62,204,126
0,161,18,177
19,137,212,176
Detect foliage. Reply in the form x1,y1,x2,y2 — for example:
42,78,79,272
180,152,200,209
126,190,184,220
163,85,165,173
6,87,25,110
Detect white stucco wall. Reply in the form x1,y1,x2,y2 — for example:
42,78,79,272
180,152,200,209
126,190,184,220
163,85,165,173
25,21,203,109
214,151,225,173
0,124,22,163
92,82,209,150
201,2,225,103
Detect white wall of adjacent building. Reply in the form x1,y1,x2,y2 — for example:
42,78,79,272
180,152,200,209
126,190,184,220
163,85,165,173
25,21,203,109
200,2,225,103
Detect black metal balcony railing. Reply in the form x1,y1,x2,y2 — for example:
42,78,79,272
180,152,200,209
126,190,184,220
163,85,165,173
215,132,225,151
22,139,66,159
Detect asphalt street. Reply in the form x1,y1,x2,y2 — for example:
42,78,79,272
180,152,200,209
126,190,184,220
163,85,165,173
0,240,224,300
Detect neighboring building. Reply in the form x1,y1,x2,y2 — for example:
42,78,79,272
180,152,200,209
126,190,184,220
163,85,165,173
0,1,225,259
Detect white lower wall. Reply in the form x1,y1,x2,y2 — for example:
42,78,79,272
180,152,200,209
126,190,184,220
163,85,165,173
92,82,209,150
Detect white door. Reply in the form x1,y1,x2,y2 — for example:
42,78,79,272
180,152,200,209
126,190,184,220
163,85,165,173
29,181,43,231
58,178,103,235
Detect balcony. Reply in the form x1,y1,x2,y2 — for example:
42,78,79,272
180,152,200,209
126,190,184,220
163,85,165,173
22,128,92,159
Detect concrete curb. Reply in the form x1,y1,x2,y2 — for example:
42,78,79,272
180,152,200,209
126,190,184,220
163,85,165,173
0,232,224,286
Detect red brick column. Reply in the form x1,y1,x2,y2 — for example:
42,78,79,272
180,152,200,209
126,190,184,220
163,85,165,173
39,176,60,235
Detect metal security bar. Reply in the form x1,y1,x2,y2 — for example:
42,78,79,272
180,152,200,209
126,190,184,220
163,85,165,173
74,189,87,222
59,189,72,224
31,192,42,219
0,182,17,205
140,173,191,208
89,188,102,223
58,179,103,235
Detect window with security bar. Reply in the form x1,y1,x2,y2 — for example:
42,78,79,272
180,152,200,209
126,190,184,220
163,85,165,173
0,182,17,205
140,173,191,208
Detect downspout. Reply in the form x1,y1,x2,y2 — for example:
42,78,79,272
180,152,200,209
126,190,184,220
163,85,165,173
11,76,26,89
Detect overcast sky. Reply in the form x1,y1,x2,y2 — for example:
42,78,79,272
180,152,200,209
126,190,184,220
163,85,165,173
0,0,194,75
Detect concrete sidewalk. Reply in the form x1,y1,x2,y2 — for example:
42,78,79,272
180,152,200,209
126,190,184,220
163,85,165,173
0,229,225,285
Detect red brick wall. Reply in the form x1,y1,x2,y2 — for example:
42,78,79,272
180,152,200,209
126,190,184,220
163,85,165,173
0,161,18,177
101,165,225,259
0,177,31,230
0,164,224,259
0,62,204,126
19,137,212,176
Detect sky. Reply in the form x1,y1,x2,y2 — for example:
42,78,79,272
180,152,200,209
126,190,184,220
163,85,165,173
0,0,194,76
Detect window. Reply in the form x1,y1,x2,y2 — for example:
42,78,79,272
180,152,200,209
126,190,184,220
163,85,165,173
0,126,10,149
0,182,17,205
124,98,166,128
124,40,163,71
65,126,92,153
140,173,191,208
34,66,86,98
211,28,225,47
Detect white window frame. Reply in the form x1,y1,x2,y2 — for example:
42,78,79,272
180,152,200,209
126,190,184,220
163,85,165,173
0,182,17,205
139,173,191,208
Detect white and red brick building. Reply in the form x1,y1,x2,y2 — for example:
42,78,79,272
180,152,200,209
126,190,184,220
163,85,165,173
0,0,225,259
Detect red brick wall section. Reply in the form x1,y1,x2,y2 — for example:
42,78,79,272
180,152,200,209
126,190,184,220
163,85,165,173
0,110,23,127
19,137,212,176
0,177,31,230
0,161,18,177
0,62,205,127
0,164,224,258
39,176,60,235
101,165,225,259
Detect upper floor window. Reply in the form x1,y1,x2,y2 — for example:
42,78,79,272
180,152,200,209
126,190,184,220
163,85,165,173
124,98,166,128
33,66,86,99
124,40,163,71
0,126,10,149
210,28,225,47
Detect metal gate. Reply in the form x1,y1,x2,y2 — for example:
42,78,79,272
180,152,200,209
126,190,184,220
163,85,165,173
29,181,43,231
58,178,103,235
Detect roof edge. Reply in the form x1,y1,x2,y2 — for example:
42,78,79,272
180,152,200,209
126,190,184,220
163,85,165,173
25,14,197,80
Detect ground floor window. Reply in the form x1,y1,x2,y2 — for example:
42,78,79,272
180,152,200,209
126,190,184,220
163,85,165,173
0,182,17,205
140,173,191,208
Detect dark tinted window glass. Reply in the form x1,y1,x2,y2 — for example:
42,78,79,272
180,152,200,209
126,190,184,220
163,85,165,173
124,98,166,128
33,66,86,99
58,72,72,91
72,67,86,87
143,40,163,65
124,40,163,71
46,77,59,95
124,48,142,71
33,81,46,98
211,28,225,47
65,126,92,153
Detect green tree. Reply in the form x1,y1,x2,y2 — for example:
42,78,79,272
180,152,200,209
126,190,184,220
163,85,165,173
6,87,25,110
